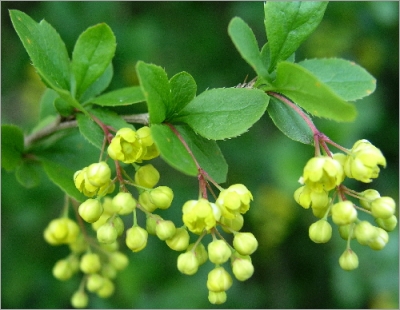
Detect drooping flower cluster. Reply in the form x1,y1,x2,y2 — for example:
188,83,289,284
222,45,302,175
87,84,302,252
294,139,397,270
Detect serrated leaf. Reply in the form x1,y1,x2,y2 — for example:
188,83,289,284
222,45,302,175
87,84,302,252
77,108,134,150
151,123,197,177
228,17,269,79
91,86,145,106
264,2,328,72
15,161,41,188
41,159,86,202
9,10,71,90
80,63,114,104
298,58,376,101
168,72,197,118
72,23,116,100
174,88,269,140
1,124,24,171
267,96,313,144
270,61,357,122
136,61,169,124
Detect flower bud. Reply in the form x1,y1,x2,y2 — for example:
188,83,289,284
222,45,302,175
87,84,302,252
359,189,380,210
44,218,80,245
139,191,157,212
53,259,74,281
354,221,379,245
71,290,89,308
136,126,154,146
96,278,115,298
112,192,137,215
86,273,105,292
187,242,208,265
101,263,117,279
233,232,258,255
80,253,101,274
338,224,356,240
207,266,233,292
145,214,162,235
165,227,190,251
294,185,329,209
339,249,359,271
177,251,199,275
208,240,231,264
107,128,144,163
220,213,244,233
371,197,396,219
78,199,103,223
368,227,389,250
375,215,398,232
108,251,129,271
86,161,111,187
182,199,217,234
150,186,174,210
231,252,254,281
155,220,176,240
309,219,332,243
216,184,253,218
134,164,160,188
100,241,119,252
331,201,357,225
126,226,148,252
208,291,227,305
97,222,118,244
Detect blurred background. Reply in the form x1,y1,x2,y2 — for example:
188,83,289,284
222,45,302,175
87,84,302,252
1,2,398,308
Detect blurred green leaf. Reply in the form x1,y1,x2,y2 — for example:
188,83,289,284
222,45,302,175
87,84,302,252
80,63,114,104
175,88,269,140
1,124,24,171
91,86,145,106
298,58,376,101
54,97,74,117
71,23,116,99
267,96,314,144
15,161,41,188
264,1,328,71
39,89,59,120
269,61,357,122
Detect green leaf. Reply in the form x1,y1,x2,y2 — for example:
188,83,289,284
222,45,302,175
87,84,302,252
9,10,71,91
54,97,74,117
175,88,270,140
91,86,145,106
298,58,376,101
270,61,357,122
77,108,134,150
80,63,114,104
176,124,228,183
136,61,169,124
151,124,197,177
39,88,59,120
41,159,86,202
1,124,25,171
264,2,328,72
228,17,269,79
72,23,116,100
267,96,313,145
15,161,41,188
168,72,197,118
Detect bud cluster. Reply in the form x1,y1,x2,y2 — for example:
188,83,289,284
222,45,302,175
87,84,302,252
176,183,257,304
294,139,397,271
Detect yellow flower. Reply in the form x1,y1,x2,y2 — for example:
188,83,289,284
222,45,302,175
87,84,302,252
216,184,253,219
108,128,144,163
182,199,218,234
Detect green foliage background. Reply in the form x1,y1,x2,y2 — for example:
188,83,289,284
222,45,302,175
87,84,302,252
1,2,398,308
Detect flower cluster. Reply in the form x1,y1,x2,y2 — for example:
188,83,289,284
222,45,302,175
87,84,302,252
177,184,257,304
294,139,397,270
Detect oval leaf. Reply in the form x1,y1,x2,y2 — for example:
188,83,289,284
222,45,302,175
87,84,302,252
270,61,357,122
151,124,197,177
168,72,197,118
91,86,145,106
1,124,24,171
267,96,313,144
9,10,71,91
228,17,269,79
15,161,41,188
72,23,117,99
80,63,114,104
298,58,376,101
264,2,328,72
175,88,269,140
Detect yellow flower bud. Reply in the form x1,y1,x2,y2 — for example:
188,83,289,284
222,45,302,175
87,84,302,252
165,227,190,251
339,249,359,271
86,161,111,187
208,291,227,304
53,259,74,281
96,278,115,298
78,199,104,223
135,164,160,188
216,184,253,219
107,128,144,163
177,251,199,275
231,252,254,281
108,251,129,271
182,199,217,234
97,222,118,244
86,273,105,292
309,219,332,243
331,201,357,226
155,220,176,240
375,215,397,232
80,253,101,274
112,192,137,215
126,226,148,252
71,290,89,308
207,266,233,292
208,240,231,264
233,232,258,255
371,197,396,219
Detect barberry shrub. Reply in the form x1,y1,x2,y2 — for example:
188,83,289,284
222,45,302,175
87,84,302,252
2,2,398,308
